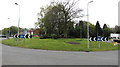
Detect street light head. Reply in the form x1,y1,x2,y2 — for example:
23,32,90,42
89,1,93,3
15,3,18,5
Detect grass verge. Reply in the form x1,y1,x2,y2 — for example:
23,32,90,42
2,38,119,51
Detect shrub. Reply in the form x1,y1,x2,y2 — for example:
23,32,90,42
40,35,46,39
40,34,52,39
51,34,58,39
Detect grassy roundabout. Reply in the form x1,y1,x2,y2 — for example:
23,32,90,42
2,38,119,51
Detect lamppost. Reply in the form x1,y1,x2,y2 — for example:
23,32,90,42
87,1,93,48
8,18,10,37
15,3,20,44
15,3,20,35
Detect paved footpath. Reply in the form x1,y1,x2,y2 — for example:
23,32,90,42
1,38,118,65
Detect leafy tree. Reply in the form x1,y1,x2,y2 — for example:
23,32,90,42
0,30,2,35
102,24,111,37
37,0,83,38
103,28,111,37
74,21,87,38
21,28,28,32
2,26,19,36
89,23,95,37
79,21,84,38
2,28,9,35
74,23,80,38
67,21,74,37
114,26,120,34
10,26,18,36
103,24,108,29
95,21,102,37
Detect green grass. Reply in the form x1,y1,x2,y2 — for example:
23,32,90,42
0,40,1,43
2,38,119,51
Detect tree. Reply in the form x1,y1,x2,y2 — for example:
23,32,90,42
103,24,108,29
114,26,120,34
102,24,111,37
9,26,18,36
95,21,102,37
37,0,83,38
74,21,87,38
79,21,84,38
2,26,19,36
103,28,111,37
89,23,95,37
2,28,9,35
111,26,120,34
67,21,74,37
0,30,2,35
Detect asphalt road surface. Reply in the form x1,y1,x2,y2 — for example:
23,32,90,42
0,38,2,66
1,38,118,65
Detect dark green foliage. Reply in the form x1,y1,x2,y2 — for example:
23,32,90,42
74,21,87,38
103,28,111,37
114,26,120,34
2,26,18,36
40,34,51,39
36,1,114,38
79,21,84,38
89,23,95,37
40,35,47,39
51,34,58,39
102,24,111,37
95,21,103,37
10,26,18,35
37,0,83,38
0,30,2,34
2,28,9,35
103,24,108,29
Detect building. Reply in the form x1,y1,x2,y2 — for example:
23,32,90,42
33,29,40,35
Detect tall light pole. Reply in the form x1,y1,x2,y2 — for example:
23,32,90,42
8,18,10,37
87,1,93,48
15,3,20,35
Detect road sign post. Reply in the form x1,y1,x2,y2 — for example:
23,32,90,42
97,36,101,48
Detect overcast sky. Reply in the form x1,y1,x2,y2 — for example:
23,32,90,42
0,0,119,30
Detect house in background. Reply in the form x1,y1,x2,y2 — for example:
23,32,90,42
33,29,40,35
20,29,41,37
33,29,41,37
20,29,34,35
28,30,33,35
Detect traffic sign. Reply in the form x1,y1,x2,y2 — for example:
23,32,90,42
93,37,96,41
97,36,101,41
14,34,32,39
89,37,108,41
25,34,29,38
89,37,92,41
20,35,25,38
14,34,17,38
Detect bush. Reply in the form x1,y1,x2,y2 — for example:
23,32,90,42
40,34,59,39
51,34,58,39
40,35,46,39
40,34,51,39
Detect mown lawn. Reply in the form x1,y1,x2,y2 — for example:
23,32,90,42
2,38,119,51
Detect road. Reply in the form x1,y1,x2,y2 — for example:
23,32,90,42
1,38,118,65
0,38,2,66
